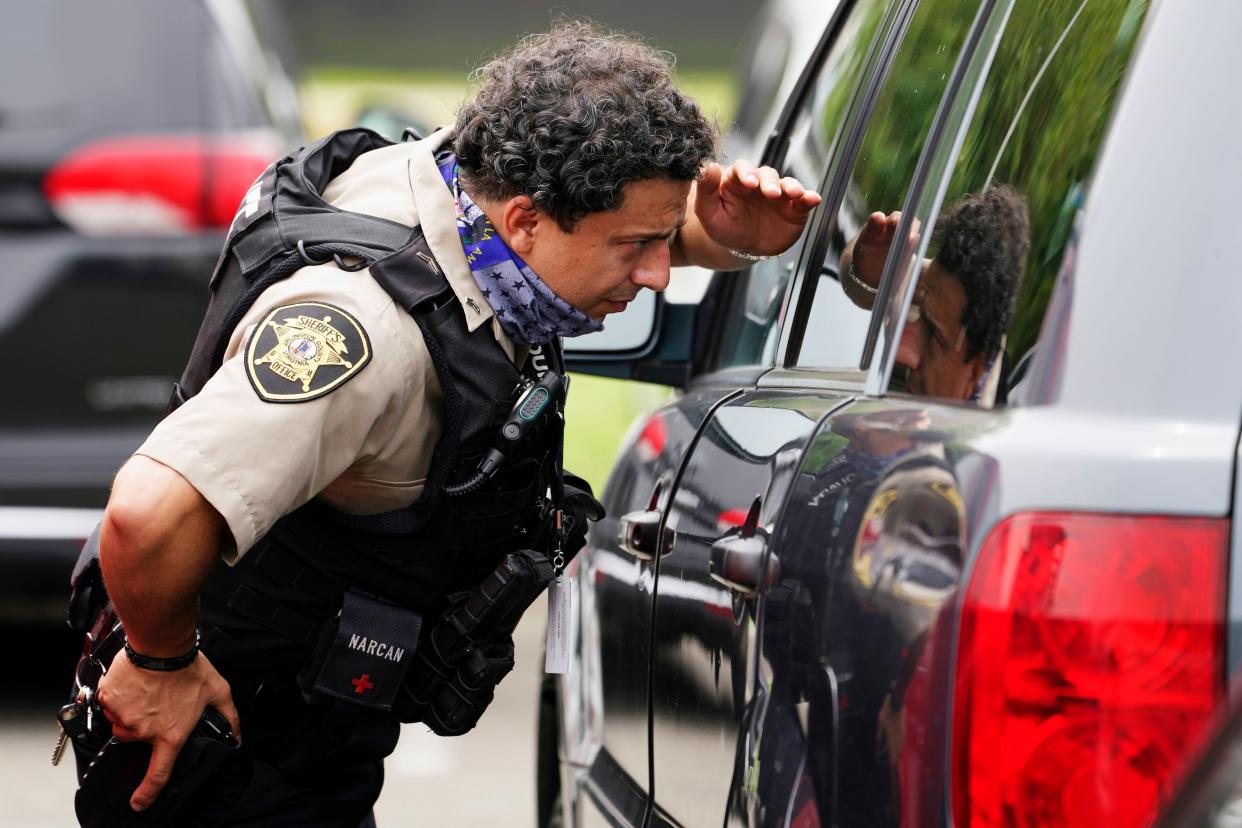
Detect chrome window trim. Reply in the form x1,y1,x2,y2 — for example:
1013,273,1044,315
757,366,867,393
774,0,919,371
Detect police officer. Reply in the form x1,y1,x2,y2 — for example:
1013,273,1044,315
89,22,821,825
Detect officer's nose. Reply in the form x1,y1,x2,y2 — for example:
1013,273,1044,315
630,241,672,293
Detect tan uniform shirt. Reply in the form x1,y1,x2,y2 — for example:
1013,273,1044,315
136,129,518,562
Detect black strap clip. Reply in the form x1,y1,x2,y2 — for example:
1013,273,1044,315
296,240,370,272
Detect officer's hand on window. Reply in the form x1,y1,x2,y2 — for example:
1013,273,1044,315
694,160,822,258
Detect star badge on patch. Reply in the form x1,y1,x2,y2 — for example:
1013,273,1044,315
245,302,371,403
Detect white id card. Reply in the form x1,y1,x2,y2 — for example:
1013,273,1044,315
545,575,575,674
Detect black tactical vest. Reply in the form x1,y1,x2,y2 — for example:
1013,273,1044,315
167,130,563,723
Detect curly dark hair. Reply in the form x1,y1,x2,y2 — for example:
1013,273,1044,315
452,21,717,231
932,184,1030,361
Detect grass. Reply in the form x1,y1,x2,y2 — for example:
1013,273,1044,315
563,376,672,492
300,66,737,142
297,68,737,493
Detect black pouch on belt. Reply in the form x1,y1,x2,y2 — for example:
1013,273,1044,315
300,588,422,711
398,548,555,735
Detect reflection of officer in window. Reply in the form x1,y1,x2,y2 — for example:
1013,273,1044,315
840,186,1030,401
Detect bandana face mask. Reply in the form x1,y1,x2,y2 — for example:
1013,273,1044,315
437,155,602,346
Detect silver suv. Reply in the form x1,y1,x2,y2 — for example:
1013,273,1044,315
549,1,1242,826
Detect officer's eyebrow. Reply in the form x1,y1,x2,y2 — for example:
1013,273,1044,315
919,277,959,347
616,217,687,244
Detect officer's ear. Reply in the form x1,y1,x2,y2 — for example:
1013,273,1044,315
496,195,543,255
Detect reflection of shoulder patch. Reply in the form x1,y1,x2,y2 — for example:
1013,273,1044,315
245,302,372,403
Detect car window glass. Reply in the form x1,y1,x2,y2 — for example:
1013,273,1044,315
709,0,894,372
882,0,1151,405
795,0,983,370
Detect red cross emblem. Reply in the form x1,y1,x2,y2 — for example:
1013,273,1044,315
351,673,375,694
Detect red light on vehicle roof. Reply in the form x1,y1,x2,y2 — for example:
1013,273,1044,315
951,513,1227,828
43,132,277,236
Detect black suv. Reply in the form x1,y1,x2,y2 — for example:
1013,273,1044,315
547,1,1242,827
0,0,301,622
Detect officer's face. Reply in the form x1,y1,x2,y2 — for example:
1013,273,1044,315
893,260,987,401
512,177,691,320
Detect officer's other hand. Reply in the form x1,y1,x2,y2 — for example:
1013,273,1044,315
852,211,907,288
97,649,240,812
694,160,822,257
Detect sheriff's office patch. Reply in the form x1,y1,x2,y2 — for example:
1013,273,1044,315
246,302,371,403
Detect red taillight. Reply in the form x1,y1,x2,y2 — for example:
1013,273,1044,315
636,412,668,463
952,512,1227,828
43,132,277,236
717,508,749,535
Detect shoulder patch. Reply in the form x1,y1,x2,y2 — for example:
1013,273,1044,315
245,302,372,403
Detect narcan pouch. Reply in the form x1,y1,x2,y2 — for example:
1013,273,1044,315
300,587,422,711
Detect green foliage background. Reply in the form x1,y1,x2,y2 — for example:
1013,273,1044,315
834,0,1149,364
943,0,1148,361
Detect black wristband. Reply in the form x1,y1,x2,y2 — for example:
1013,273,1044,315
124,634,199,671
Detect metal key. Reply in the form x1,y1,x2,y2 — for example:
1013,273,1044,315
51,725,69,767
52,695,92,767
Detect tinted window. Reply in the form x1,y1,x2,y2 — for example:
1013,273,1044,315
879,0,1151,404
709,0,893,372
795,0,983,369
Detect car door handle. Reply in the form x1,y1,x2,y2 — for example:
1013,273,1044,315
618,480,675,561
710,495,780,596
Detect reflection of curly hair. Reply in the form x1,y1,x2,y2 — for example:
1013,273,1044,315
933,185,1030,360
452,21,717,231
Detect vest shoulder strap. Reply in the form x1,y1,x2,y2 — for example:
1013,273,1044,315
175,129,435,407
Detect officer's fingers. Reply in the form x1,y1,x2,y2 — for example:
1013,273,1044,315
728,159,760,189
698,161,723,193
861,211,889,239
131,739,181,812
778,177,805,199
696,163,724,214
782,178,822,212
110,722,140,742
793,189,822,212
201,654,242,745
211,695,243,747
756,166,783,197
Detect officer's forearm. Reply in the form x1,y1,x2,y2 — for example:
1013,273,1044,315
671,213,754,271
99,456,225,657
839,235,877,309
